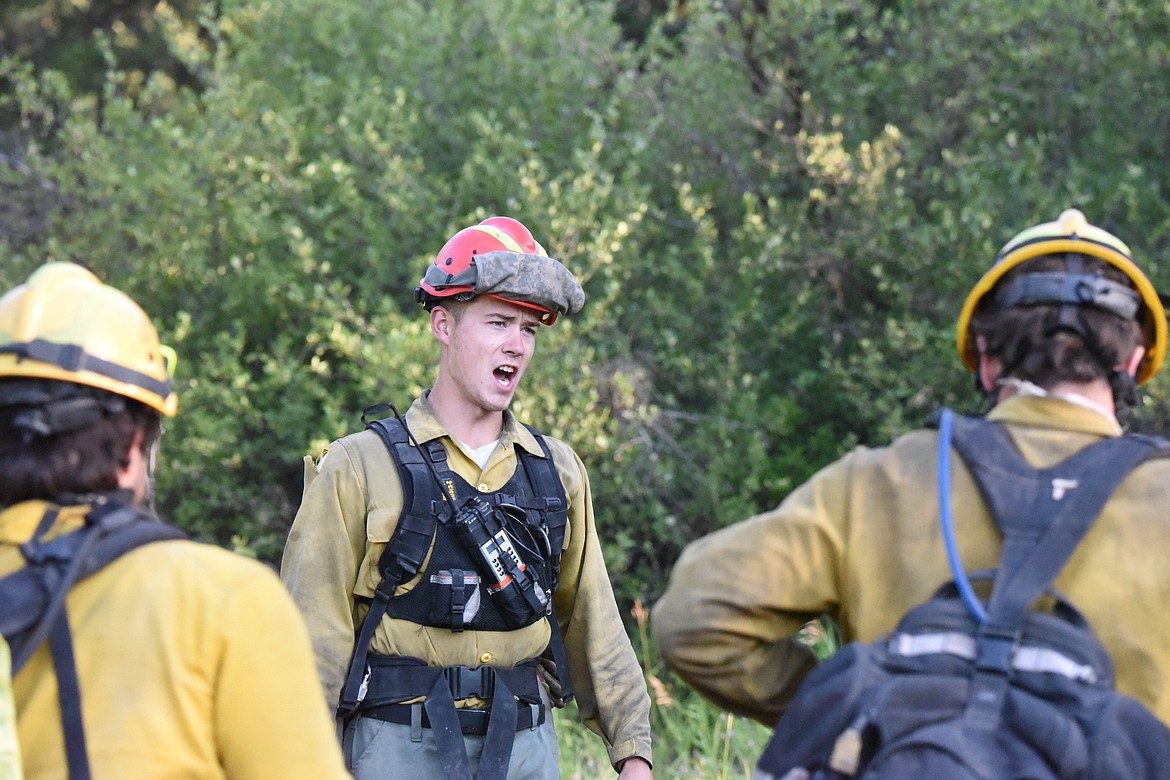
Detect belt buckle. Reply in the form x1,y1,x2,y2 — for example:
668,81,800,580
445,664,494,700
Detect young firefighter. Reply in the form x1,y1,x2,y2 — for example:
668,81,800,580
280,217,653,780
0,263,350,780
652,209,1170,729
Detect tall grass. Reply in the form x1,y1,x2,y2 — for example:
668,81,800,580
556,602,839,778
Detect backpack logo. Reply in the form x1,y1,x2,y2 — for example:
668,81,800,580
1051,477,1078,500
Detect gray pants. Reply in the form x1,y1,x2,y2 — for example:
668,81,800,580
343,709,560,780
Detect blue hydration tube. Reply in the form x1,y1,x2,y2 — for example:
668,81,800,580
937,408,988,623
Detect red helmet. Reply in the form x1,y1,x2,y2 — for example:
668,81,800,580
477,216,547,256
417,216,559,319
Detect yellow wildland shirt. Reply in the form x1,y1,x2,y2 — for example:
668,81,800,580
281,394,653,769
0,637,21,780
653,394,1170,728
1,501,349,780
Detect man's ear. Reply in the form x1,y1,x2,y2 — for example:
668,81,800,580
975,336,1001,394
115,428,146,492
431,305,453,345
1122,345,1146,378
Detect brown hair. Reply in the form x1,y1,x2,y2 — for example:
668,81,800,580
0,380,162,506
432,295,475,322
968,254,1144,388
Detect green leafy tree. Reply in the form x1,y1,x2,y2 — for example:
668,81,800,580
6,0,1170,774
3,0,1170,634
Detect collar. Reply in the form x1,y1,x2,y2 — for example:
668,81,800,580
405,393,547,459
996,377,1116,422
0,500,89,545
985,393,1123,438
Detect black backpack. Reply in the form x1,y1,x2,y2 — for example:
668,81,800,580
756,409,1170,780
0,494,186,780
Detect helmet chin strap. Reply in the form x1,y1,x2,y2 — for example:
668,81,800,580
1108,369,1140,424
143,432,162,511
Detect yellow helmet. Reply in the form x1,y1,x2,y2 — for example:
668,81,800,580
956,209,1167,385
0,263,177,415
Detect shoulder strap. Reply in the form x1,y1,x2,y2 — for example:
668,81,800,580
338,417,444,716
519,423,575,707
1,498,184,780
367,418,445,587
947,410,1168,628
2,499,186,673
518,424,569,555
936,408,1170,729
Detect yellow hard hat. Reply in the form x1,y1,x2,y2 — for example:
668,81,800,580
956,209,1167,385
0,263,178,415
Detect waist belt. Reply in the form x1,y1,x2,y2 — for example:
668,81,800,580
359,656,543,708
362,701,544,735
354,655,544,780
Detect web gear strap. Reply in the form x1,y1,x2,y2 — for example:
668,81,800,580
943,411,1169,729
0,495,186,780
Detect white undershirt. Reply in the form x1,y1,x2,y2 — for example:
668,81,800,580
998,377,1116,422
464,439,500,470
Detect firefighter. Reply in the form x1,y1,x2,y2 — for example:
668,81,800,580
652,209,1170,729
0,263,349,779
281,217,653,779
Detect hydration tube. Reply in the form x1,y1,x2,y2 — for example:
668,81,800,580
937,408,988,623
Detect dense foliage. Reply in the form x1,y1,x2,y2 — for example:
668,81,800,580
4,0,1170,612
6,2,1170,773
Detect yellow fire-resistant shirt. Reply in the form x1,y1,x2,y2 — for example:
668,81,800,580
0,637,20,780
1,501,350,780
280,394,653,769
653,394,1170,728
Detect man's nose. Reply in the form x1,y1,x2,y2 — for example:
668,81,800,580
503,326,526,354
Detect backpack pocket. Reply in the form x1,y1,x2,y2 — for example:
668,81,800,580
427,568,482,631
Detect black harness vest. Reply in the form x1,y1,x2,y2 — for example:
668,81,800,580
377,425,568,633
337,410,576,780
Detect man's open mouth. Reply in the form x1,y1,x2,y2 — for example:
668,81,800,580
494,365,516,386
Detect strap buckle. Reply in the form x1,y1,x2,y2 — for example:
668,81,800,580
445,665,495,700
974,622,1020,675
